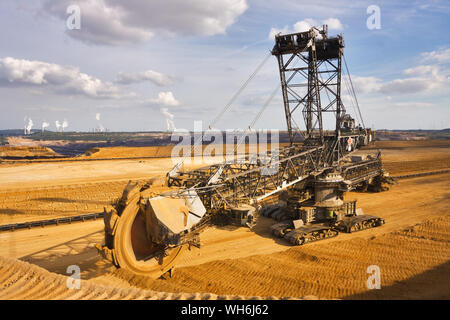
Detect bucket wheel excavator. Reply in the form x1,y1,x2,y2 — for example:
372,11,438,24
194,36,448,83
97,25,395,278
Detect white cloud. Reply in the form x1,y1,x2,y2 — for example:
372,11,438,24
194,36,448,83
380,64,448,94
44,0,152,46
379,78,433,95
268,25,289,40
422,48,450,63
115,70,176,86
0,56,125,99
149,91,180,107
322,18,344,31
42,0,248,45
254,0,365,17
351,76,382,94
269,18,344,39
293,18,317,33
390,102,434,108
403,65,439,77
24,105,71,112
350,63,448,96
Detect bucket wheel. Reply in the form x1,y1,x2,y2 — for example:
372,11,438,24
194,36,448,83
98,185,186,278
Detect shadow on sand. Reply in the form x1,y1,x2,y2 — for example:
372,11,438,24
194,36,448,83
344,260,450,299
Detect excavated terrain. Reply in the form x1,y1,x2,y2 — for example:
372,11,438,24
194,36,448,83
0,255,305,300
0,140,449,299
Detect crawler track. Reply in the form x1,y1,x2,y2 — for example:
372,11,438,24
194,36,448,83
285,226,339,245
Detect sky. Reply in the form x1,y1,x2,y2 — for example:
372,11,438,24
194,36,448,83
0,0,449,132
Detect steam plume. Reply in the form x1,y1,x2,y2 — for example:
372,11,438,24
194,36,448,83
62,119,68,132
41,121,50,132
160,108,176,131
95,113,105,132
24,118,33,135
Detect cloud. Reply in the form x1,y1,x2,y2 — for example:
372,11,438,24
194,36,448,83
269,18,344,39
378,78,433,95
403,65,440,77
380,64,448,95
23,105,71,112
390,102,434,108
422,48,450,64
149,91,180,107
268,25,289,40
351,76,382,94
42,0,248,45
242,92,282,108
0,56,126,99
115,70,176,86
293,18,318,33
350,63,448,96
322,18,344,31
255,0,365,17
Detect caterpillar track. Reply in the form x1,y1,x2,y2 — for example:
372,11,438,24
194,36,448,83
334,215,385,233
269,216,384,246
266,196,386,246
270,218,339,246
284,225,339,245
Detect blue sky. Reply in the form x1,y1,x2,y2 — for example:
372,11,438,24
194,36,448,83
0,0,449,132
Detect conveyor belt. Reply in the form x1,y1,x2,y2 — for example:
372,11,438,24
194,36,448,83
0,212,104,232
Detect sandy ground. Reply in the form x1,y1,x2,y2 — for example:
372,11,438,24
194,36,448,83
0,255,301,300
0,140,449,299
110,214,450,299
0,158,176,189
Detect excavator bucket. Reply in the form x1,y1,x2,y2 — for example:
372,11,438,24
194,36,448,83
97,185,206,278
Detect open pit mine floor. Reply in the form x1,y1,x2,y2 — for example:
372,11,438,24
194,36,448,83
0,140,449,299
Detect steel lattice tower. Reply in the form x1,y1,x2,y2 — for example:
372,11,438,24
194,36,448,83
272,26,350,164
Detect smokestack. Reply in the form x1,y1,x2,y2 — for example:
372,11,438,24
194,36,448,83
55,120,62,132
160,108,176,131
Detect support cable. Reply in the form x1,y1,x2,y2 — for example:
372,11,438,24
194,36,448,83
343,54,365,129
173,52,272,168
